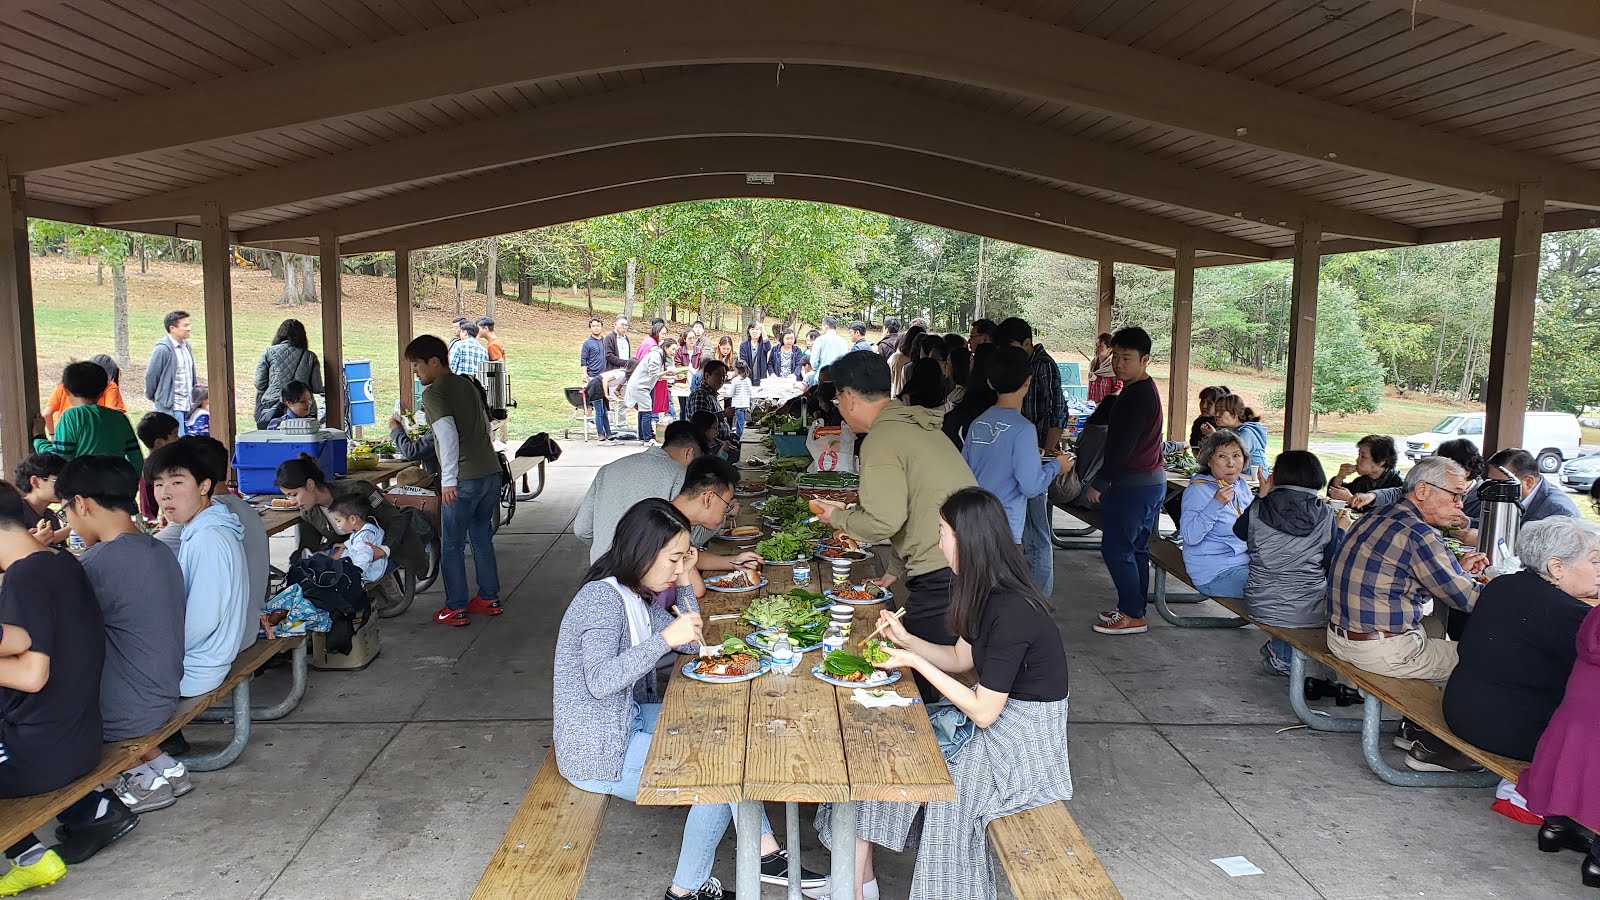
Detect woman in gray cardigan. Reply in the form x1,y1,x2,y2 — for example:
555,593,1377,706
553,499,823,899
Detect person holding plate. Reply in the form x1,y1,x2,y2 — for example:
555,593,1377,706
813,488,1070,900
554,499,824,898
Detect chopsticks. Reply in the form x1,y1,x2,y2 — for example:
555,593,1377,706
861,608,906,644
670,605,713,656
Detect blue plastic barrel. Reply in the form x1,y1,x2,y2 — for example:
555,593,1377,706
344,359,375,427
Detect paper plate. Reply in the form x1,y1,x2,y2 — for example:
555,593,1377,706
682,657,771,683
810,664,900,689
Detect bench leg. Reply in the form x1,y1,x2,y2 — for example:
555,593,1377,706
1359,691,1498,788
1152,569,1248,628
254,643,309,721
1287,647,1371,732
829,797,858,900
786,802,803,900
178,680,253,773
516,460,546,501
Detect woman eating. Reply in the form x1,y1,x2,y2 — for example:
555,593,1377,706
1327,435,1404,502
816,487,1070,900
1178,430,1253,600
554,499,821,899
1212,394,1268,478
1439,519,1599,767
1188,385,1229,448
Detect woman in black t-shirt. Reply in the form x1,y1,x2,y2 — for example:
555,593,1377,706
821,487,1071,900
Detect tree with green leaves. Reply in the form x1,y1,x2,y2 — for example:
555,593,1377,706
1265,281,1384,431
28,221,135,365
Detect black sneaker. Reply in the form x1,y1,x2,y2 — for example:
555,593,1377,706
160,730,190,757
1404,742,1485,774
1391,719,1424,752
51,794,139,864
761,849,827,888
665,877,734,900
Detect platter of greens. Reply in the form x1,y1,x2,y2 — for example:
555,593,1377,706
755,527,820,564
812,640,899,687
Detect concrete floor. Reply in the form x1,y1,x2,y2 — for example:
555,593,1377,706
40,442,1585,899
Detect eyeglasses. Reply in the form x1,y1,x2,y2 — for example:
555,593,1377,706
1423,481,1467,506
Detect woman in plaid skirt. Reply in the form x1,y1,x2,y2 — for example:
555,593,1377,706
814,487,1072,899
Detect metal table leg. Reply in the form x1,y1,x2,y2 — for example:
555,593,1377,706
178,680,252,772
1151,568,1248,628
1359,691,1498,788
736,800,762,900
786,802,803,900
831,799,858,900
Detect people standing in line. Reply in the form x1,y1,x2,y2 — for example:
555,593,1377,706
1212,395,1268,478
814,487,1071,900
1188,386,1230,449
876,316,903,358
43,355,126,439
145,310,196,437
850,322,873,353
815,351,977,702
960,345,1074,550
31,361,143,473
477,317,505,362
888,323,927,398
406,335,504,628
993,318,1064,598
448,321,489,384
627,337,678,444
1178,430,1254,600
1088,327,1166,636
636,321,670,426
943,344,998,452
1087,333,1123,404
253,319,323,430
676,330,705,419
967,318,996,351
738,322,771,386
0,483,104,896
769,330,805,382
580,318,614,441
603,315,634,373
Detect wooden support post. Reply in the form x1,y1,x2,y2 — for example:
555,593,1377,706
396,248,415,414
1282,221,1322,451
320,231,345,430
200,202,236,450
0,163,39,478
1096,259,1115,336
1484,183,1545,457
1166,241,1194,442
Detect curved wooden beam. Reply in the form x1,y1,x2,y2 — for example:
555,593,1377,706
333,175,1177,269
6,0,1598,206
96,68,1413,245
238,137,1274,258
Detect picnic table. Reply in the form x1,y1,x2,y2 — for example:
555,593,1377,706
638,498,953,899
250,458,420,537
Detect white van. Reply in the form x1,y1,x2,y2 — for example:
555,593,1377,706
1405,412,1582,473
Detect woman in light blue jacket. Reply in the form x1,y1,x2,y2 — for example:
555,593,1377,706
1214,394,1270,478
1179,430,1254,599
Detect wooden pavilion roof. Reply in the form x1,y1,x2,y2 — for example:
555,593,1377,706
2,0,1599,267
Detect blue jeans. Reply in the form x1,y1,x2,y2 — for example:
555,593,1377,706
1195,565,1249,600
592,397,612,438
637,411,656,442
1023,492,1054,598
567,703,772,890
1100,481,1165,619
441,472,501,611
155,407,188,436
733,408,747,438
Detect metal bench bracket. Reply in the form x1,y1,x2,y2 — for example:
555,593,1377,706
1358,690,1498,788
196,641,308,723
178,679,252,772
1152,568,1248,628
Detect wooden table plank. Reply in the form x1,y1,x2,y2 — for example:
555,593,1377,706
637,662,750,807
745,664,850,803
836,693,954,803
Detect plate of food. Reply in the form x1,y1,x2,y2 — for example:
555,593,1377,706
735,482,768,497
747,627,826,654
815,545,871,562
718,524,763,542
683,638,770,683
742,590,829,631
706,569,768,593
269,497,298,510
825,583,893,605
812,642,899,687
755,529,818,565
740,458,769,469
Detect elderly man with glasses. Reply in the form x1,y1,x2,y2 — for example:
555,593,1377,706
1327,456,1492,686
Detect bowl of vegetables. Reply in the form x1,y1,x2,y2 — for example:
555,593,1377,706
756,528,820,565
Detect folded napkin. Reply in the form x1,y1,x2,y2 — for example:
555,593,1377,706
851,688,916,708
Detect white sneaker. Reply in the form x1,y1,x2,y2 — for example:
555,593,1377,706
802,877,880,899
113,771,175,813
156,759,194,797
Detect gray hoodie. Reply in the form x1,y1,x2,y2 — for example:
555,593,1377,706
1233,486,1343,629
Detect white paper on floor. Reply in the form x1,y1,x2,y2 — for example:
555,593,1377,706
1210,856,1264,877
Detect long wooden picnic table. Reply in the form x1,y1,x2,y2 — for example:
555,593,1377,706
638,489,954,900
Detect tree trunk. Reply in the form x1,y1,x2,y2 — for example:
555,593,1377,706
644,268,658,318
454,264,464,316
585,277,594,316
1430,316,1447,393
741,305,758,330
546,282,553,310
298,255,317,303
484,237,498,318
624,257,638,319
138,241,148,275
96,258,104,286
1457,328,1477,402
111,256,130,366
973,236,989,320
279,253,298,305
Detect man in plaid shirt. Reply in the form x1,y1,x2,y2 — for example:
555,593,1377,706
994,317,1064,596
1328,456,1489,686
684,359,736,459
449,321,489,385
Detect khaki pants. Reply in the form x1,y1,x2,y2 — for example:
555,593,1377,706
1326,627,1458,688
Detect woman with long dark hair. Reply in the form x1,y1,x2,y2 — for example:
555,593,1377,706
637,321,672,427
942,343,998,451
254,319,323,429
815,487,1071,900
898,358,951,413
769,329,805,382
738,321,771,386
554,499,821,898
888,323,927,397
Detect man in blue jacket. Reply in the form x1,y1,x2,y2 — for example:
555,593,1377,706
144,310,196,436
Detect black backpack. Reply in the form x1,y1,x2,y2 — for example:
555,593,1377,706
286,549,369,620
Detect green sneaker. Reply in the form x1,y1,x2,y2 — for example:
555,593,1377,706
0,850,67,897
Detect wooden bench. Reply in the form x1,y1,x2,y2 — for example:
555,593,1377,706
472,747,609,900
508,453,548,501
990,801,1122,900
1146,536,1248,629
1208,596,1517,788
0,635,306,850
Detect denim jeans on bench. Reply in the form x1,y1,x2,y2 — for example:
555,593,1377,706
566,702,772,890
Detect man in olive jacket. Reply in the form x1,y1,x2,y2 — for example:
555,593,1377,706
818,351,975,701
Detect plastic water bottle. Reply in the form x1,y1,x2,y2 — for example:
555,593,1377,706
67,530,85,552
770,631,798,676
821,621,846,655
793,562,811,586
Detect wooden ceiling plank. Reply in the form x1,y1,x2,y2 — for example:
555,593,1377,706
1421,69,1600,133
89,68,1416,242
36,2,226,83
246,0,348,54
1,16,184,94
1369,0,1600,58
0,0,1590,207
0,59,113,112
1201,3,1355,77
157,0,307,62
1379,51,1596,124
1243,8,1417,88
1330,33,1523,107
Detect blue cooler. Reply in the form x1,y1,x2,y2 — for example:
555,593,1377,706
233,429,349,495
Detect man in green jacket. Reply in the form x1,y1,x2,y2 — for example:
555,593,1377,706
818,351,976,701
32,361,142,473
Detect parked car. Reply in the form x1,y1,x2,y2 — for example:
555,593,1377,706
1404,411,1582,473
1560,452,1600,494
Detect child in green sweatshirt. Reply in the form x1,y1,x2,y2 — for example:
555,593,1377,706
32,361,142,473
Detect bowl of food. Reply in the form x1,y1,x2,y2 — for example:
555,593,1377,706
734,481,768,497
